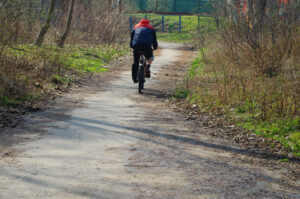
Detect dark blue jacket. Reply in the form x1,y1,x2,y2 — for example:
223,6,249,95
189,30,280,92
130,27,158,49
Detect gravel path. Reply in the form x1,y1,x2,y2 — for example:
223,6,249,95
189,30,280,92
0,43,299,199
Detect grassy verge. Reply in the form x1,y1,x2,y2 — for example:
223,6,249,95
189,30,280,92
6,44,128,73
175,50,300,158
157,32,197,43
238,118,300,157
0,44,129,106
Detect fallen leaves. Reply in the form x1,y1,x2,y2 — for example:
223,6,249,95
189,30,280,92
167,98,295,159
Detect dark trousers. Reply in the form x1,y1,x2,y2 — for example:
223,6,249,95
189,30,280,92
132,44,153,80
132,48,140,81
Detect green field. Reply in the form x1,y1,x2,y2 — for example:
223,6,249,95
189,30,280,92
130,14,216,43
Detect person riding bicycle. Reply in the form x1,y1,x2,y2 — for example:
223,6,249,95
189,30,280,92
130,19,158,83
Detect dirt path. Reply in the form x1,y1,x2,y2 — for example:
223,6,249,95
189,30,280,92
0,43,299,199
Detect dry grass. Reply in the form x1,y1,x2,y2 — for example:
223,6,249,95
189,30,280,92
188,0,300,122
193,35,300,121
181,0,300,156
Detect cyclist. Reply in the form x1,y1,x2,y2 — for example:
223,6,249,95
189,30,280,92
130,19,158,83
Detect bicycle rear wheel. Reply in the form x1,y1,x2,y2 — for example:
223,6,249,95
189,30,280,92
138,63,145,94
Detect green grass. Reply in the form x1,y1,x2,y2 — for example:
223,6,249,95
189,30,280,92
279,158,290,162
132,14,215,31
188,51,205,77
6,44,129,74
238,118,300,157
131,14,216,43
0,94,37,106
181,15,215,32
174,86,189,99
62,47,107,73
51,74,73,84
157,32,196,43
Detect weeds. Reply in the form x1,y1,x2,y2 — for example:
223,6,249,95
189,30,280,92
178,1,300,156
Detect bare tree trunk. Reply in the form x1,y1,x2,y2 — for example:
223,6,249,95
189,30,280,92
14,4,22,43
256,0,267,24
35,0,56,46
107,0,113,7
58,0,76,48
118,0,123,14
248,0,253,16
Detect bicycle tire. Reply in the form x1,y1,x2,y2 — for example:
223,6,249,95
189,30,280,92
138,63,145,94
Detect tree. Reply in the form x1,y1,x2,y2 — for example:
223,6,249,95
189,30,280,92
247,0,253,16
107,0,113,7
118,0,123,14
35,0,56,46
256,0,267,21
57,0,76,48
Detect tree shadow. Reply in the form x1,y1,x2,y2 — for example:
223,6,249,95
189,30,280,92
69,116,299,162
141,88,169,99
65,116,300,193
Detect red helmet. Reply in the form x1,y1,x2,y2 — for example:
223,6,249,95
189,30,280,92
139,19,150,25
135,19,153,29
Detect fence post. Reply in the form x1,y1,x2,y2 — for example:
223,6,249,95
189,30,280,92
162,15,165,32
179,15,182,33
129,16,133,31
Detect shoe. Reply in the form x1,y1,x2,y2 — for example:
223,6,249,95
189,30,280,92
133,78,138,83
145,65,151,78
